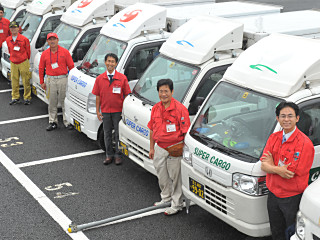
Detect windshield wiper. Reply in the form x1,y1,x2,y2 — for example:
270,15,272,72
134,93,154,106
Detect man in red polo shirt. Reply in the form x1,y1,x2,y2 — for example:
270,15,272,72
148,78,191,216
6,21,31,105
92,53,131,165
261,101,314,240
39,32,74,131
0,6,10,62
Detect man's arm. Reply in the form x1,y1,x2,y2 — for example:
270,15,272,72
96,95,103,121
39,53,46,89
149,130,155,160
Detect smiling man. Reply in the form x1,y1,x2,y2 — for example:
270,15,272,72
92,53,131,165
260,101,315,240
39,32,74,131
148,79,190,216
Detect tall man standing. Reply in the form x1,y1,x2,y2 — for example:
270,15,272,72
6,21,31,105
0,5,10,61
92,53,131,165
261,101,315,240
39,33,74,131
148,79,190,216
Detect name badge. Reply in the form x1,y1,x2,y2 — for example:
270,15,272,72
113,87,121,94
14,46,20,51
0,29,3,33
166,124,176,132
51,63,59,69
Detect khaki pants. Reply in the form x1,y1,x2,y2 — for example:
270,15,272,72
153,144,183,209
11,59,31,100
47,76,68,126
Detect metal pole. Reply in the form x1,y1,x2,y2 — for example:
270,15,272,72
68,202,171,233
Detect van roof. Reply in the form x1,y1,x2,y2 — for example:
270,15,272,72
101,3,166,41
61,0,114,27
1,0,25,9
27,0,72,15
224,33,320,98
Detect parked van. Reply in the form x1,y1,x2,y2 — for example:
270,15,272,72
1,0,31,23
181,33,320,237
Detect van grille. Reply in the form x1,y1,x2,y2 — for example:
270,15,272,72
69,90,86,110
127,138,149,162
70,108,84,125
205,185,235,216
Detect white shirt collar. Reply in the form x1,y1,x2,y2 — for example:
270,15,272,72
283,126,296,141
106,70,115,76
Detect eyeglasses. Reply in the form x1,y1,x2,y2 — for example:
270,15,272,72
279,114,296,119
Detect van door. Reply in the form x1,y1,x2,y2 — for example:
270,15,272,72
35,16,61,49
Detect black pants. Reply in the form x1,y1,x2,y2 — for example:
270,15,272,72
102,112,121,158
267,191,302,240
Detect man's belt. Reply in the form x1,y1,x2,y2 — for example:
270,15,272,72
47,74,68,79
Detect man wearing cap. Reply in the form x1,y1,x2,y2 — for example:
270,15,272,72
6,21,31,105
0,5,11,61
39,33,74,131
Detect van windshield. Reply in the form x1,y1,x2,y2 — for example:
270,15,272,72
50,23,80,50
3,7,14,20
190,81,281,163
133,55,199,104
78,35,127,76
20,12,42,41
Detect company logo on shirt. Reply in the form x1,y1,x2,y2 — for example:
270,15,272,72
120,10,142,22
78,0,93,8
293,152,300,161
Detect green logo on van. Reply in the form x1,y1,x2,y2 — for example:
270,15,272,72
250,64,277,74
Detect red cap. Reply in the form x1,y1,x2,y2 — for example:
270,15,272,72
47,32,58,40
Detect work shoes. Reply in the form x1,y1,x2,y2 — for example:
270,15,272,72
24,99,31,105
103,157,113,165
9,99,20,105
164,207,182,216
46,122,58,131
66,124,74,130
115,157,122,165
154,200,171,206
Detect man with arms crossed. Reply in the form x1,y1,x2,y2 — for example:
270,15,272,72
92,53,131,165
261,101,314,240
148,79,191,216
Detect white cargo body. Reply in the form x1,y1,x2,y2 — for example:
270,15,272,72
119,10,320,176
64,0,282,151
291,179,320,240
2,0,31,23
1,0,74,83
31,0,115,103
182,33,320,237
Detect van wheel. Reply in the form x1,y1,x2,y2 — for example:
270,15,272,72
97,128,106,152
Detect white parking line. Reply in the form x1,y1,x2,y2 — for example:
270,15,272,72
17,149,104,168
0,88,23,93
0,113,62,125
0,150,89,240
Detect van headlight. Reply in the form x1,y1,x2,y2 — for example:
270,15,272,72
87,93,96,114
183,144,192,166
232,173,268,196
296,211,306,240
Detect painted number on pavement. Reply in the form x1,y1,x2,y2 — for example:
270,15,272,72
45,182,79,199
0,137,23,148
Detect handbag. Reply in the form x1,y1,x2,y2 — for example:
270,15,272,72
165,141,184,157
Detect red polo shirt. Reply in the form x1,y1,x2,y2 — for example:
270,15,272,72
39,45,74,84
148,98,191,148
6,33,30,64
260,128,315,198
92,70,131,113
0,17,10,47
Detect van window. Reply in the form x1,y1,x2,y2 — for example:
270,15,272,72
36,16,61,48
14,9,26,24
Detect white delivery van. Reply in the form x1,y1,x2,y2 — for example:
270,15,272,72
31,0,115,103
119,10,320,175
2,0,31,23
65,0,282,150
181,33,320,237
291,179,320,240
1,0,74,82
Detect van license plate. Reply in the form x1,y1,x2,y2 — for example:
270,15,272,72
120,141,128,156
189,178,205,199
74,119,81,132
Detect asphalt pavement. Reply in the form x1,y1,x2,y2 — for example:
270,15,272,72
1,0,320,239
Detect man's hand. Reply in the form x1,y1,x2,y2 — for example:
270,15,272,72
276,164,295,179
41,83,46,90
97,111,103,121
149,148,154,160
261,151,274,166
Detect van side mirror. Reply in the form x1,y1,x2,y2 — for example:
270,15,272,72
188,97,205,115
76,49,84,62
36,35,46,49
127,67,137,80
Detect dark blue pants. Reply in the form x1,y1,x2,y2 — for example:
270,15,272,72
102,112,121,158
267,191,302,240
